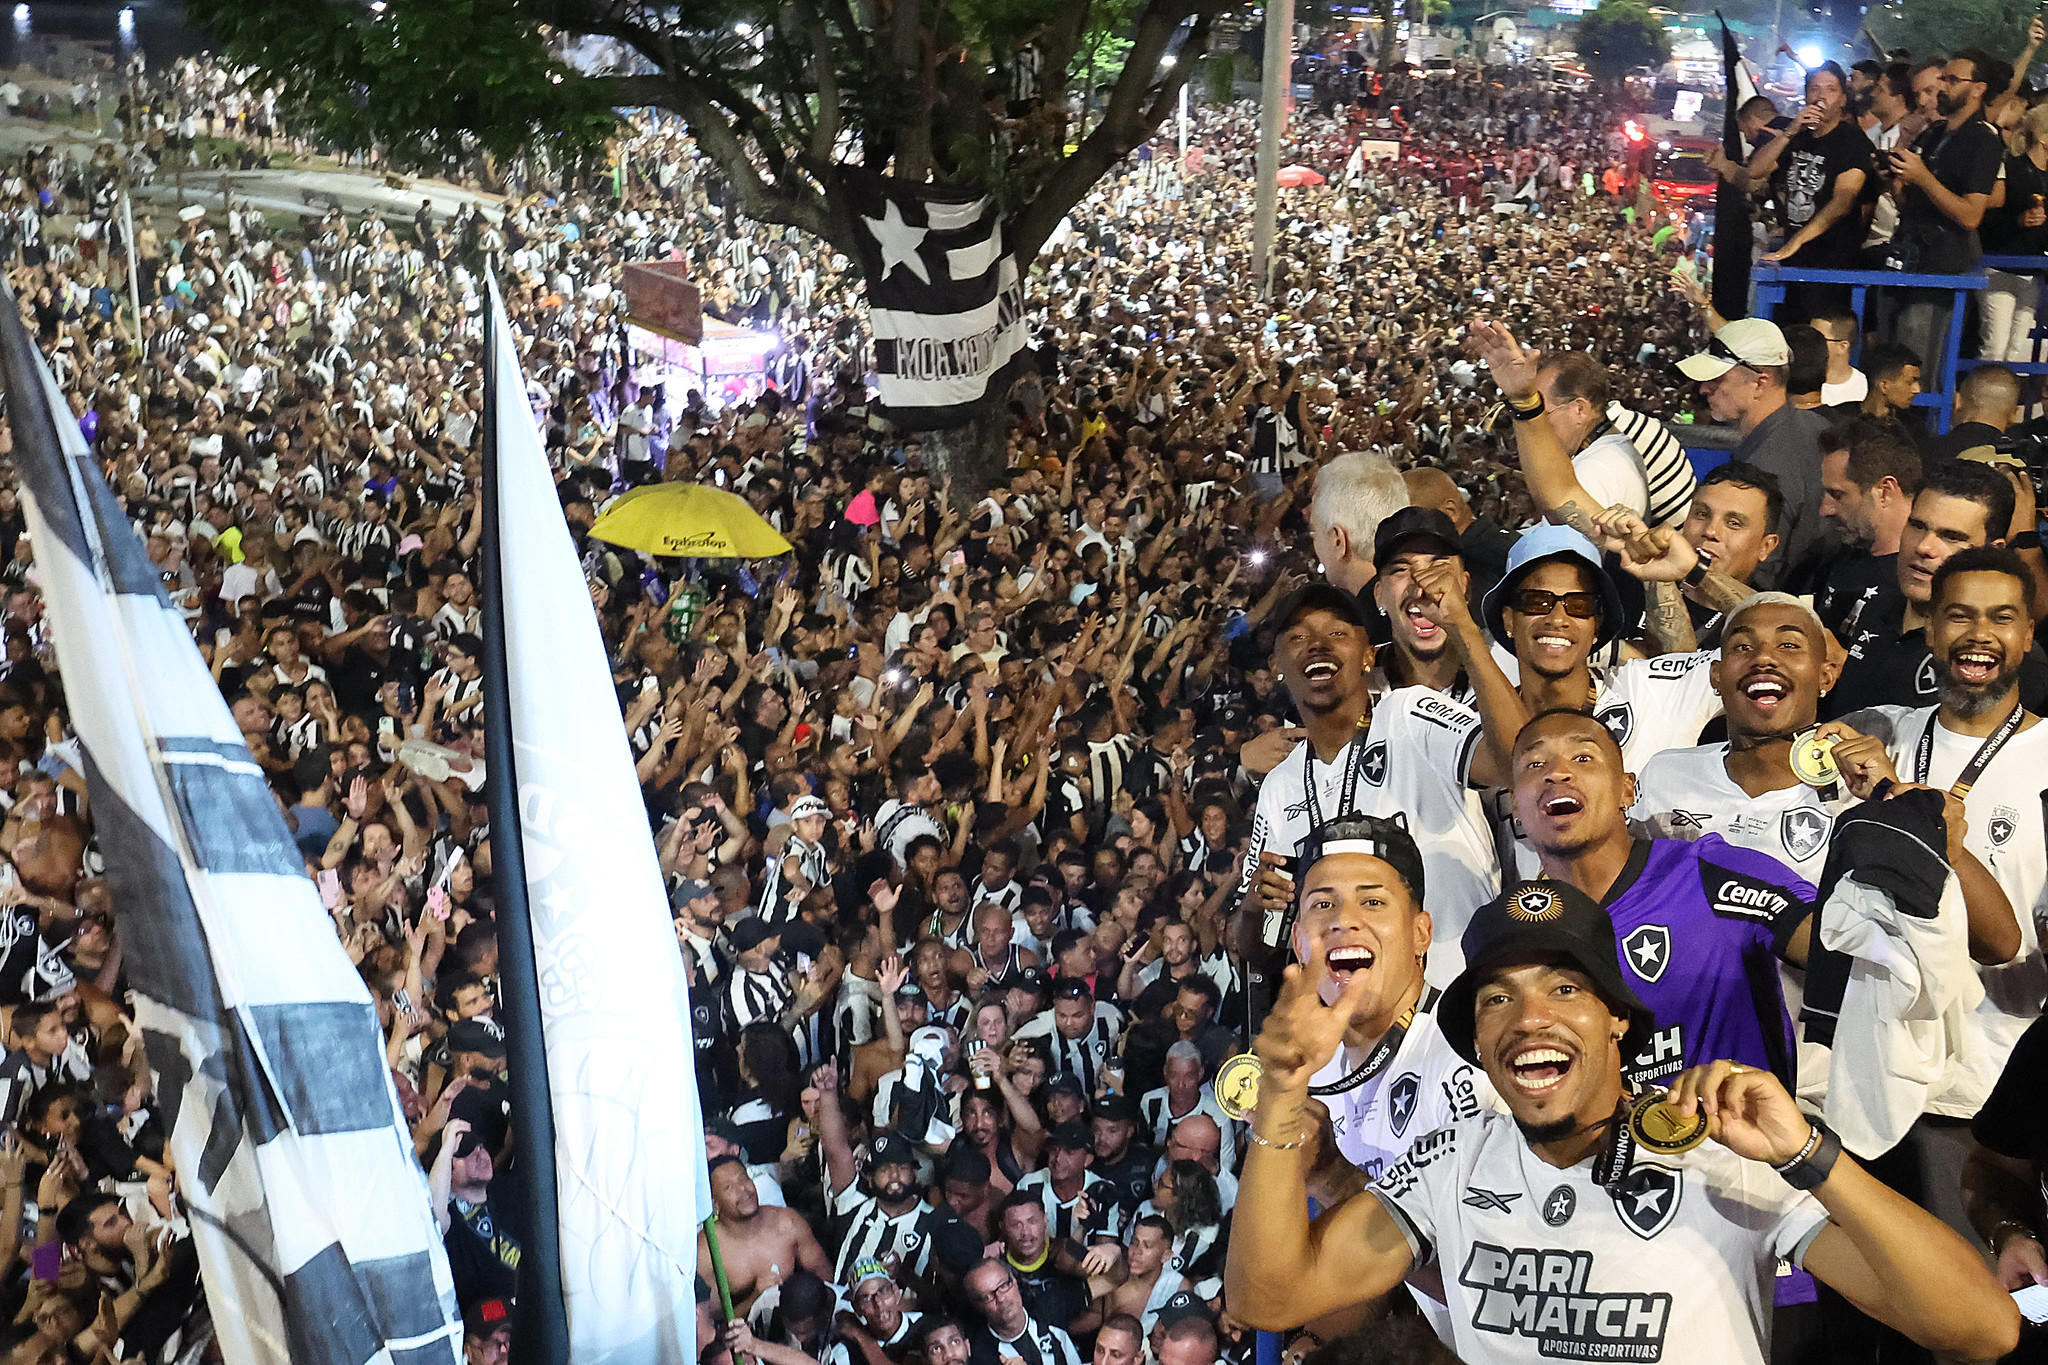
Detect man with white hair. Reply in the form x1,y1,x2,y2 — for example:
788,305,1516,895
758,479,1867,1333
1308,450,1409,595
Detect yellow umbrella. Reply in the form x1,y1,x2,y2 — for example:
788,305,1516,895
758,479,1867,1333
587,482,793,558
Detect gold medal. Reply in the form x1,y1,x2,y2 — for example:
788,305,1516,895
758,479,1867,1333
1790,729,1840,788
1214,1052,1263,1120
1628,1091,1708,1155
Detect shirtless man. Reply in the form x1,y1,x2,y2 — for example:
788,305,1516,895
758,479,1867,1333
1090,1216,1181,1332
695,1154,831,1314
848,957,919,1106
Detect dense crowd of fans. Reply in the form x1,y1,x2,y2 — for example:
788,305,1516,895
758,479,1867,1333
0,22,2039,1365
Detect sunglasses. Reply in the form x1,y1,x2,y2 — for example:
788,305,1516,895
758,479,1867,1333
1510,588,1602,620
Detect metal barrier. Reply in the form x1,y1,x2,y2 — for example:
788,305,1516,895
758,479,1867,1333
1751,263,1986,435
1960,254,2048,387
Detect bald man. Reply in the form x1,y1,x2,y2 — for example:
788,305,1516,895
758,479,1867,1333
1927,363,2021,465
1402,466,1513,589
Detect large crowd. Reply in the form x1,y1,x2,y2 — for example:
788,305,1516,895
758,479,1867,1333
0,22,2035,1365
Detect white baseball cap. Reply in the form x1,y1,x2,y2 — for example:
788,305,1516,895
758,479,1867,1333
1677,318,1792,382
790,795,830,821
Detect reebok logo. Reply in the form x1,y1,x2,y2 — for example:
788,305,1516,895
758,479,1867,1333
1462,1243,1671,1360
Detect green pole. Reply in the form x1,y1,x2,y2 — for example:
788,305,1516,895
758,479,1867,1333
703,1214,750,1365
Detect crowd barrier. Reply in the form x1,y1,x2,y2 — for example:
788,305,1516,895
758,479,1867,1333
1752,263,1985,435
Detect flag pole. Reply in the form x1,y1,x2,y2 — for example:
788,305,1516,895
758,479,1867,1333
477,276,573,1365
702,1215,751,1365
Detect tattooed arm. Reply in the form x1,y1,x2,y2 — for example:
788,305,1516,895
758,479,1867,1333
1643,580,1700,656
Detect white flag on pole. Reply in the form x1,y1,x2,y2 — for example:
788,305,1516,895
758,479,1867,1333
483,274,705,1363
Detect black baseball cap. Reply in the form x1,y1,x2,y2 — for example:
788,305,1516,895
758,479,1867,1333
1273,582,1375,634
1010,967,1052,1000
1156,1290,1212,1330
446,1020,506,1058
728,918,781,953
869,1131,917,1167
1299,814,1426,905
1094,1094,1143,1126
1437,879,1655,1067
1046,1072,1087,1099
1048,1120,1094,1151
1373,506,1463,568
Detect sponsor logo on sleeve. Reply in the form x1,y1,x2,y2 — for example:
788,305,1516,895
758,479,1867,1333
1374,1125,1457,1197
1461,1243,1671,1359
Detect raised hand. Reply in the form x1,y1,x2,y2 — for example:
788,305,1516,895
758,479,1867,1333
1253,960,1375,1093
879,953,908,995
1665,1060,1815,1165
1466,317,1540,402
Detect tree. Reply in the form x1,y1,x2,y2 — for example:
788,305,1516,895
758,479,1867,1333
188,0,1229,491
1871,0,2032,72
1575,0,1671,84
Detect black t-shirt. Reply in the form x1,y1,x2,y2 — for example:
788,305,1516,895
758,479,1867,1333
1816,552,1899,640
1899,118,2003,269
1974,1010,2048,1163
1774,120,1875,263
444,1194,522,1304
1985,152,2048,251
1092,1142,1158,1222
1008,1248,1091,1337
1825,581,2048,717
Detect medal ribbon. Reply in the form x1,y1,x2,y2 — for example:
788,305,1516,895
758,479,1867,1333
1913,701,2026,798
1308,988,1440,1098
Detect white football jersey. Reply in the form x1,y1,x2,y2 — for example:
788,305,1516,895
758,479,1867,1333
1485,653,1726,878
1866,706,2048,1114
1630,744,1852,886
1239,686,1502,984
1371,1109,1829,1365
1307,1005,1496,1183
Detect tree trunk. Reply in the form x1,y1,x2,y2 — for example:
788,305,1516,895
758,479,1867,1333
918,403,1010,497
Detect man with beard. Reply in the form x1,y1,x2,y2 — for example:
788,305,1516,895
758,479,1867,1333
1813,418,1921,629
1090,1095,1158,1229
1236,584,1517,993
1890,50,2006,369
813,1070,980,1291
1827,462,2048,715
693,1155,831,1315
1223,880,2021,1364
1509,709,1816,1094
1818,547,2041,1126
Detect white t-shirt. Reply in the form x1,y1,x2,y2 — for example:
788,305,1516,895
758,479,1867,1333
1572,430,1652,521
1371,1109,1830,1365
1307,1005,1495,1184
1865,705,2048,1114
1238,687,1502,984
1631,744,1852,887
1821,372,1869,407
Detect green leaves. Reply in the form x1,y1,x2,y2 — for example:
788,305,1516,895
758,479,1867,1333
187,0,620,165
1575,0,1671,84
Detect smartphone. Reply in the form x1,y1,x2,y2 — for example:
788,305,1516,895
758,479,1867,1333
392,987,413,1016
640,675,660,696
317,868,342,910
2016,1285,2048,1325
379,716,396,735
30,1241,60,1282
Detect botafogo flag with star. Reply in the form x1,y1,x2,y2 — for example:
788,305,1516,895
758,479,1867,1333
480,272,706,1363
846,173,1031,427
0,287,463,1365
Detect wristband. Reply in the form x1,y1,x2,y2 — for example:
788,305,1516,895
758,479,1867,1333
1773,1121,1842,1191
1990,1220,2040,1256
1508,393,1546,421
1248,1128,1306,1150
1683,559,1710,590
2013,531,2042,551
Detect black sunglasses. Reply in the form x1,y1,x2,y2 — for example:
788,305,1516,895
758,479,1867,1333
1509,588,1602,620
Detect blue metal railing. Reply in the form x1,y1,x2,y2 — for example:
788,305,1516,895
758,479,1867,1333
1751,263,1985,435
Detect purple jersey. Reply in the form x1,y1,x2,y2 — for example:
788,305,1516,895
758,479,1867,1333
1602,836,1813,1090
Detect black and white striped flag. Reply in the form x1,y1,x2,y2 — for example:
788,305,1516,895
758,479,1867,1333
844,174,1031,428
0,291,463,1365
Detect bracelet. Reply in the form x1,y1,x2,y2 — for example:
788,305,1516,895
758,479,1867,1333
1990,1220,2040,1256
1773,1121,1842,1191
2013,530,2042,551
1508,392,1546,421
1248,1128,1306,1150
1682,559,1710,590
